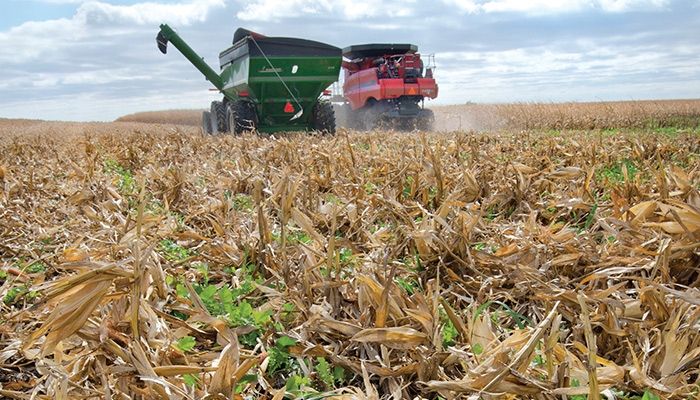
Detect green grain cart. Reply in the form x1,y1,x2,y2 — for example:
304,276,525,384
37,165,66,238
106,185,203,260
156,24,341,134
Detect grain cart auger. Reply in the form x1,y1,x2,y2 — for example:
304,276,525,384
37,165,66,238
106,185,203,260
156,24,342,134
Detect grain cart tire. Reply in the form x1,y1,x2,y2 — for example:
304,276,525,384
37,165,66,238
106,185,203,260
210,101,228,133
201,111,213,135
311,100,336,134
227,100,258,135
235,100,258,133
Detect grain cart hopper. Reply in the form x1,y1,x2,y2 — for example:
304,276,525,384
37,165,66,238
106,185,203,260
340,44,438,130
156,24,342,134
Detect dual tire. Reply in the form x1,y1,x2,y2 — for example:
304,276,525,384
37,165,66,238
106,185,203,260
311,100,336,135
201,111,213,135
204,99,336,135
227,100,257,135
204,99,258,135
210,101,228,134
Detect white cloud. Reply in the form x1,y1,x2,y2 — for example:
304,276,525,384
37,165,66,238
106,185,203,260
236,0,416,21
443,0,669,14
43,69,150,86
237,0,669,21
479,0,586,14
433,39,700,104
0,0,225,63
0,0,229,121
30,0,89,3
77,0,226,26
443,0,480,13
236,0,331,21
597,0,669,12
0,18,81,63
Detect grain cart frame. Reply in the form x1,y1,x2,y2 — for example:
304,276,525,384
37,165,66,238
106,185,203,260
156,24,342,134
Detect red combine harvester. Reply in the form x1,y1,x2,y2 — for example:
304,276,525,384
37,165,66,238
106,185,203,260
338,43,438,130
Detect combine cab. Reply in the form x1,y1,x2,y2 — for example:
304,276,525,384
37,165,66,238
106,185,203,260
340,43,438,130
156,24,341,134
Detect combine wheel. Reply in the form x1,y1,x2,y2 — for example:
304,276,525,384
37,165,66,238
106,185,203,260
357,99,381,131
201,111,213,135
357,108,379,131
417,109,435,131
311,100,336,134
210,101,228,134
226,100,258,135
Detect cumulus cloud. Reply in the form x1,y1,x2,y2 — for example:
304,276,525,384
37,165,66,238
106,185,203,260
443,0,670,14
0,18,81,63
236,0,416,21
236,0,331,21
435,36,700,104
236,0,669,21
0,0,232,120
479,0,588,14
77,0,226,26
0,0,225,63
30,0,90,3
596,0,670,12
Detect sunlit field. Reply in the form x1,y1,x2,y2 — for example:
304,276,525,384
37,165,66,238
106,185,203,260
1,100,699,399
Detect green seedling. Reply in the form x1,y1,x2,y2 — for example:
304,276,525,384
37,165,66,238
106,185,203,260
173,336,196,352
159,239,191,261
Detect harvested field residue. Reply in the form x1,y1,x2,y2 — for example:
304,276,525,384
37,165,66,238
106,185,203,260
1,123,699,399
116,109,204,126
435,99,700,132
0,118,199,140
116,99,700,134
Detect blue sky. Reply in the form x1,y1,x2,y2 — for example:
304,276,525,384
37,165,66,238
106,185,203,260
1,0,699,121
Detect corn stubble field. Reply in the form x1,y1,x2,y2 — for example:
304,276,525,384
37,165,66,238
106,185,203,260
1,100,699,400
